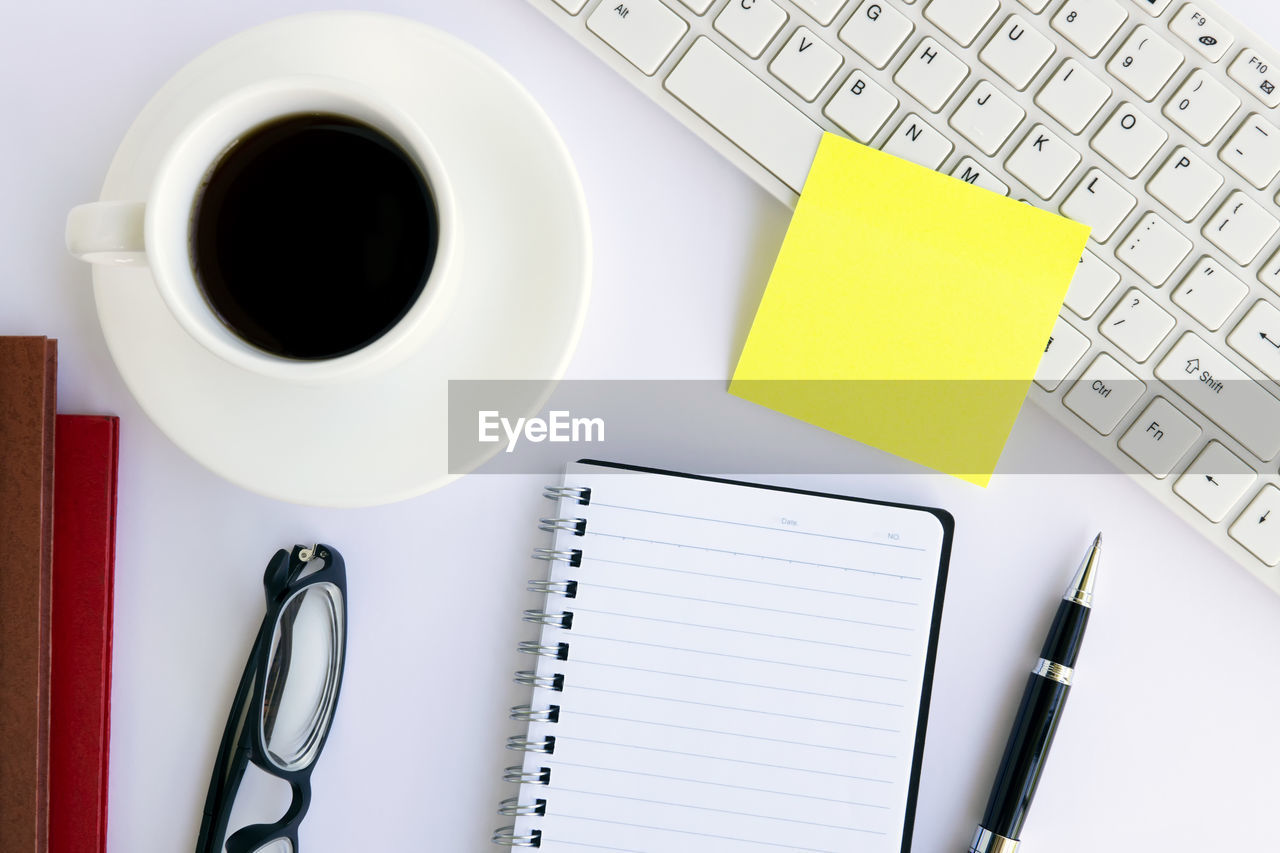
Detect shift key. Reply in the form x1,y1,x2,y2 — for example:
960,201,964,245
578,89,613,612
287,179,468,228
1155,332,1280,460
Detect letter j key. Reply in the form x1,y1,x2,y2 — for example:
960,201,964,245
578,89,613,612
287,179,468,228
949,81,1025,155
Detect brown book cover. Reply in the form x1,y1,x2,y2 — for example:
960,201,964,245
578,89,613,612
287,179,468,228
0,336,57,853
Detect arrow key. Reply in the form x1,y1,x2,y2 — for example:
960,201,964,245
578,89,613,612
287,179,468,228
1229,485,1280,566
1174,440,1258,522
1226,299,1280,381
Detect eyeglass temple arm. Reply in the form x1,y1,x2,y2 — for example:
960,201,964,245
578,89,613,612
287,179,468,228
194,626,268,853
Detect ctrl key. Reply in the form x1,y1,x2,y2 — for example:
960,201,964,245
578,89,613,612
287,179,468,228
1063,353,1146,435
1229,485,1280,566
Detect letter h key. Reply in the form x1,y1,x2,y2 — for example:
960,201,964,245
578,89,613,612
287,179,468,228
894,37,968,111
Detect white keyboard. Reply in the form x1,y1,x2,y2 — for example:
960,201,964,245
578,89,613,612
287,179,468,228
530,0,1280,592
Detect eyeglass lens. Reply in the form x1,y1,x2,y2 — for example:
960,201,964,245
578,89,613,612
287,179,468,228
260,580,344,772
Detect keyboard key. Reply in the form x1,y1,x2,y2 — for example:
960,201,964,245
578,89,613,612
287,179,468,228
924,0,999,47
882,112,954,168
951,156,1009,193
1065,249,1121,317
1229,486,1280,566
1131,0,1172,15
1035,59,1111,134
1228,48,1280,109
1172,257,1247,330
714,0,788,58
894,37,968,112
1051,0,1127,58
1035,315,1091,391
770,28,843,101
1174,441,1257,522
1017,0,1051,10
588,0,690,75
980,14,1056,90
949,80,1025,155
1116,211,1192,284
839,0,913,69
1108,26,1182,100
1169,4,1234,63
665,38,823,192
675,0,714,13
1202,191,1280,265
1100,286,1176,360
1163,69,1240,145
1119,396,1201,477
1063,353,1146,434
1116,211,1191,285
551,0,590,12
1061,168,1137,242
1226,300,1280,381
1219,114,1280,190
1146,146,1223,221
823,71,899,142
1006,123,1080,198
1090,103,1168,177
791,0,849,25
1156,332,1280,460
1260,247,1280,297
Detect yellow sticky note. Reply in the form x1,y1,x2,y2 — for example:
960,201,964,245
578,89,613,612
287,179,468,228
730,133,1089,486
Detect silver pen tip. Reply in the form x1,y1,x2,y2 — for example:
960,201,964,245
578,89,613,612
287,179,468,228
1064,533,1102,607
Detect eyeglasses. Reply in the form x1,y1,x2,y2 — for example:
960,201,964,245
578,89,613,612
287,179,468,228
196,544,347,853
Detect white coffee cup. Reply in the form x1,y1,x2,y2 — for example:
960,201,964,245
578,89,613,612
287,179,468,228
66,75,458,384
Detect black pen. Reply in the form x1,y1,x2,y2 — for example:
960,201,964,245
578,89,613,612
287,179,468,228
969,533,1102,853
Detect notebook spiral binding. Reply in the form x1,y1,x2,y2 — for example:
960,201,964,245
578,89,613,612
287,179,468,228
492,828,542,848
510,704,561,723
538,517,587,536
499,797,547,817
503,765,551,785
527,579,578,597
532,548,582,566
493,482,589,848
543,485,590,504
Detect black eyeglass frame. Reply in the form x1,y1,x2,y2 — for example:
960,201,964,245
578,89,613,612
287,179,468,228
195,543,348,853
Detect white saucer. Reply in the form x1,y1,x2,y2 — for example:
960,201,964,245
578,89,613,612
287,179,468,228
91,13,591,507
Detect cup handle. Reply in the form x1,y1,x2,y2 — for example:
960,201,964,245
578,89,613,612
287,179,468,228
66,201,148,265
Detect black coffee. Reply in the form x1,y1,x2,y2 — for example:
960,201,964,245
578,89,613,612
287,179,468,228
191,114,437,360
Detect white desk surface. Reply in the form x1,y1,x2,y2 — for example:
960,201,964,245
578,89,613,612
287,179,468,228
4,1,1279,850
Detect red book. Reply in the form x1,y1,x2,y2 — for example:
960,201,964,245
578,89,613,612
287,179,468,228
49,415,119,853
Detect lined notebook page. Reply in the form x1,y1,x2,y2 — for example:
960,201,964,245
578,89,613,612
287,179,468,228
513,461,951,853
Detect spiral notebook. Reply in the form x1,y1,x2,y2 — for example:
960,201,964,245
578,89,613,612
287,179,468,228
495,460,954,852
